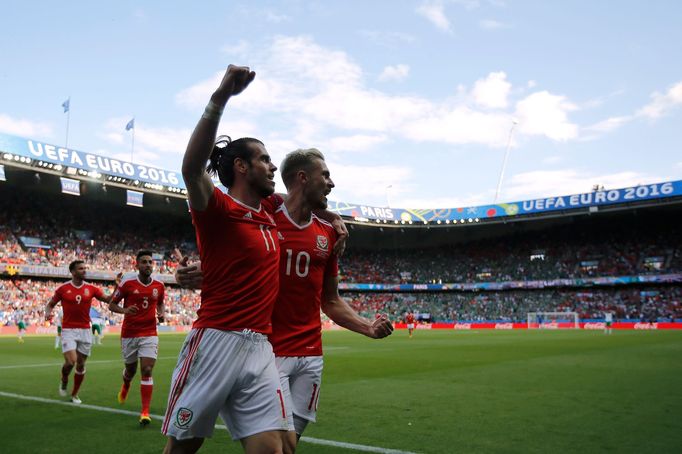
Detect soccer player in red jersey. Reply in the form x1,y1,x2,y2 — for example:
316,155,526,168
109,250,166,426
162,65,288,454
272,148,393,450
406,312,416,338
176,148,394,451
45,260,133,404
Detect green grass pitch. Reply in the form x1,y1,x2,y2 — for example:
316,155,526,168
1,330,681,453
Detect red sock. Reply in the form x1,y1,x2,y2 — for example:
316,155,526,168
140,376,153,414
72,369,85,396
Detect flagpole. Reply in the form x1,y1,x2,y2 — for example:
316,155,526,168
65,97,71,149
130,118,135,163
494,120,518,203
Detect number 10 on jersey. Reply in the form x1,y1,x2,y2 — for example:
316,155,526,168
285,249,310,277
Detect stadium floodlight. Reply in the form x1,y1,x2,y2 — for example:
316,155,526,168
408,221,413,225
468,218,473,223
2,153,11,160
475,218,479,222
54,165,62,171
393,220,399,224
437,220,442,224
445,220,450,224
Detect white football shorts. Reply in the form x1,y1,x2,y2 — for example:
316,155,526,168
275,355,323,427
162,328,289,441
61,328,92,356
121,336,159,363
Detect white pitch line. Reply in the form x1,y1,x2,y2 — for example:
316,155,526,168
0,391,418,454
299,436,418,454
0,356,178,370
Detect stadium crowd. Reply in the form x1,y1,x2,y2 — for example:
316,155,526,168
2,277,679,327
340,222,681,284
0,186,197,273
345,287,681,322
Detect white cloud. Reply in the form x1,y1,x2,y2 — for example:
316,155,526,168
324,134,388,152
264,10,290,23
527,80,537,88
378,64,410,82
221,39,251,56
176,36,581,153
583,115,633,135
502,169,667,202
0,113,53,137
479,19,508,30
402,106,512,146
636,81,682,119
358,30,416,47
514,91,578,141
472,71,511,109
102,117,195,156
327,161,413,203
416,1,451,32
542,155,562,165
101,132,124,144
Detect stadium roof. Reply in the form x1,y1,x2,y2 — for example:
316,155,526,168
2,132,681,228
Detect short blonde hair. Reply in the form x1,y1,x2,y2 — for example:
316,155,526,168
280,148,325,189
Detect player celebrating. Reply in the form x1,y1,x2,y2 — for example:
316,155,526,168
176,148,393,451
162,64,288,454
44,260,130,404
406,311,416,338
109,250,165,427
272,148,393,449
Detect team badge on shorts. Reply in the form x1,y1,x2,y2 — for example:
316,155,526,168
316,235,328,251
175,407,193,427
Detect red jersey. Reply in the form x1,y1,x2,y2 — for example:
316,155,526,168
53,281,104,329
406,313,416,324
269,206,338,356
191,188,280,333
111,274,165,338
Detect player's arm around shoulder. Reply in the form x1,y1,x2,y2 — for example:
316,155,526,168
315,210,348,256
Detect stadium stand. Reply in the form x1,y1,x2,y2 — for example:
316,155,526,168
1,164,681,330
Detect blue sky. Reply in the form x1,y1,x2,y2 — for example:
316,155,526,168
2,0,681,208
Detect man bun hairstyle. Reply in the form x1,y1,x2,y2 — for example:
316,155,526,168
207,135,264,187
